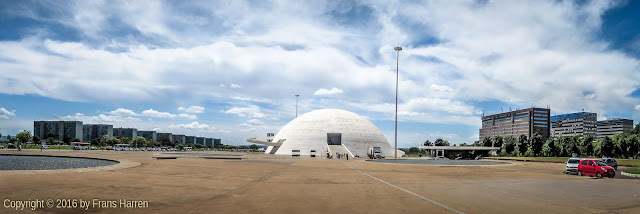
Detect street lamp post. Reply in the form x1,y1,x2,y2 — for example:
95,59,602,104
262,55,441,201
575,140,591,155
394,46,402,159
295,94,300,118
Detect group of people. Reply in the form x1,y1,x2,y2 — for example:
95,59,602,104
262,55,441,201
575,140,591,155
325,151,350,160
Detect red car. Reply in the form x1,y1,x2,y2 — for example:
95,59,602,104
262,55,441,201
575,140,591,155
577,159,615,178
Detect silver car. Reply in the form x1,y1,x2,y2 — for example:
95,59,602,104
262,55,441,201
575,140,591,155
565,158,580,174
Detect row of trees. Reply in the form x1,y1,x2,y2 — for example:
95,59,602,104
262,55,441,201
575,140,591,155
479,123,640,158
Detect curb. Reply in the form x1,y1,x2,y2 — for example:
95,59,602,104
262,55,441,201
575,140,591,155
621,171,640,178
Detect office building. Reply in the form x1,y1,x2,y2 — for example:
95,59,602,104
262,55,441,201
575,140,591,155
213,138,222,148
551,112,597,138
157,133,173,142
185,136,196,144
82,124,113,142
196,137,205,145
479,107,550,142
138,131,157,141
173,134,185,144
34,121,83,142
597,118,634,139
113,128,137,138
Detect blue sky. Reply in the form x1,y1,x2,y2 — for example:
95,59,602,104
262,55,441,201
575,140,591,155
1,0,640,147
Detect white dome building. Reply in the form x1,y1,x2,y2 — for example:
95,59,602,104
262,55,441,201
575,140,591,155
249,109,395,157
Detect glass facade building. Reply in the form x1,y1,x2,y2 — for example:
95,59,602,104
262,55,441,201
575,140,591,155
113,128,138,139
34,121,83,142
82,124,114,142
597,118,634,140
138,131,157,141
479,108,550,142
550,112,597,138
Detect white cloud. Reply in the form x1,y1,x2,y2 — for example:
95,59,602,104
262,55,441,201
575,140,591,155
178,113,197,120
169,122,213,130
3,1,640,144
108,108,138,116
142,109,176,118
178,105,205,113
0,108,16,119
60,113,141,123
314,87,344,96
247,119,263,125
230,96,273,104
225,105,266,118
635,105,640,111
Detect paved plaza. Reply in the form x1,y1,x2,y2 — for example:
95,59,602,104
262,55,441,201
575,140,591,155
1,150,640,214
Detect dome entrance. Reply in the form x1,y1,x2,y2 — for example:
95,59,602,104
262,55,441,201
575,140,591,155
327,133,342,145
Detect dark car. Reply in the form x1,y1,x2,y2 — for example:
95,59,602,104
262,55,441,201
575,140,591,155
600,158,618,170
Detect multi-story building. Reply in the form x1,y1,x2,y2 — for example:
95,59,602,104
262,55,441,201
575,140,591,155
82,124,113,142
205,138,213,147
196,137,205,145
113,128,137,139
214,138,222,148
34,121,83,142
172,134,185,144
157,133,173,144
185,136,196,144
551,112,597,138
138,131,157,141
597,118,634,139
479,108,550,142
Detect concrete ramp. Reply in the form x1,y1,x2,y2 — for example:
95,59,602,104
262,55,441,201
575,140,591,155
327,145,353,158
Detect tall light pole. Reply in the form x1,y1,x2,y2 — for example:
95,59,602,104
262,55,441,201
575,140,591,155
394,46,402,159
295,94,300,118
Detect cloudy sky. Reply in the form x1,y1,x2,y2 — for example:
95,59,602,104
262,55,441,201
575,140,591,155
1,0,640,147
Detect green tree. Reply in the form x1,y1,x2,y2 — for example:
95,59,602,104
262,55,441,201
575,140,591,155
601,137,614,157
32,135,41,144
581,135,594,156
408,147,420,154
629,136,640,158
423,140,432,146
16,131,32,144
473,140,482,146
518,135,528,155
542,138,554,157
249,144,259,150
493,136,503,148
529,133,544,156
132,136,147,148
158,136,171,147
106,137,121,146
46,137,57,145
503,136,517,155
482,137,493,147
524,147,534,157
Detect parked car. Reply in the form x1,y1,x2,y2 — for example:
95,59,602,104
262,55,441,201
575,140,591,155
565,158,581,174
577,159,615,178
600,158,618,170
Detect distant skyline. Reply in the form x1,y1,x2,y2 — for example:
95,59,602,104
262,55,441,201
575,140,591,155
2,0,640,147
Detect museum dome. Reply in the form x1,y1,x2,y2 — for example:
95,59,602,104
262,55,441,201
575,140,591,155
264,109,394,157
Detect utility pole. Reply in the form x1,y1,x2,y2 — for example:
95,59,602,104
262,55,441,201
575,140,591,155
394,46,402,159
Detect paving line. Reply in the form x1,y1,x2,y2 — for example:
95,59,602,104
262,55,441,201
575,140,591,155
342,161,466,214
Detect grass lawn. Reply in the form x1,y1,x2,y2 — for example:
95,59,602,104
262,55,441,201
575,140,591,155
623,169,640,174
490,156,640,167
